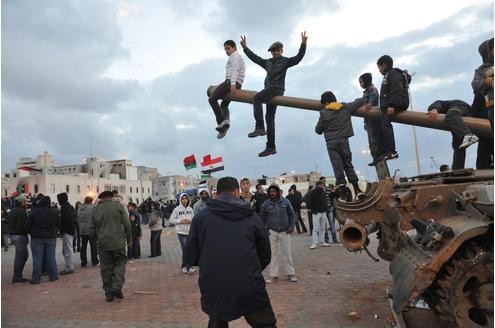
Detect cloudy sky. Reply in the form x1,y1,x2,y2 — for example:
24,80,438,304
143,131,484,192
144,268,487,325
2,0,493,181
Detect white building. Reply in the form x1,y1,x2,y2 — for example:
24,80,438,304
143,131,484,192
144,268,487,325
1,152,159,205
152,175,204,201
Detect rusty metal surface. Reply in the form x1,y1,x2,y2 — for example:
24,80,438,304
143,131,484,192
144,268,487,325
207,86,493,138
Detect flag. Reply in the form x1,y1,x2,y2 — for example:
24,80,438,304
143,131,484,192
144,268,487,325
183,154,197,170
200,174,210,179
200,154,224,174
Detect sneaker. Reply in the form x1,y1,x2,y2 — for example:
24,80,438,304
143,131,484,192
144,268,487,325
114,290,124,299
93,262,100,267
12,278,29,284
265,276,278,283
258,147,277,157
217,129,227,139
384,151,399,160
49,277,58,282
355,192,365,201
215,119,230,132
181,267,188,274
459,133,479,149
29,280,40,285
310,244,318,249
59,270,74,275
321,242,331,247
248,128,267,138
106,294,115,302
288,275,298,282
188,268,197,274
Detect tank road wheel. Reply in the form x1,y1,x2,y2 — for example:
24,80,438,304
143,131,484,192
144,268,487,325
426,241,493,327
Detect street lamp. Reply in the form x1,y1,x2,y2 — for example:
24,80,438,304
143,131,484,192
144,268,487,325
361,149,371,181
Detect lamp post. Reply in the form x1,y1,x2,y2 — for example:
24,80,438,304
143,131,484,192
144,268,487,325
361,149,371,181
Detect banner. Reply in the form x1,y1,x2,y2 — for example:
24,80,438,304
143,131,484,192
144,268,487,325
183,154,197,170
200,154,224,174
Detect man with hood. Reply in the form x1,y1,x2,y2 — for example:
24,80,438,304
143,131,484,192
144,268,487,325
78,196,99,267
169,193,196,274
253,183,269,215
57,192,76,275
8,195,30,283
185,177,275,327
315,91,367,201
25,196,60,284
286,184,307,233
193,190,210,216
359,72,383,166
90,191,131,302
148,201,162,258
472,37,494,130
261,183,298,283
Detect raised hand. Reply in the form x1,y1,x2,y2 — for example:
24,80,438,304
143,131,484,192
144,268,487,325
301,31,308,44
240,35,247,49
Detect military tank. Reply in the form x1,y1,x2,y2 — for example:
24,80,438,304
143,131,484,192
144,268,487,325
207,87,494,327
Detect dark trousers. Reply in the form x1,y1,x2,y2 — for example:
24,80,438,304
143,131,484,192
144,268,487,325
364,117,384,160
73,225,81,252
177,234,189,269
12,235,29,281
209,80,241,125
98,248,127,297
208,304,277,328
445,107,471,139
379,109,397,154
307,210,313,234
326,138,359,186
80,235,99,266
253,88,284,148
476,137,494,169
150,230,162,257
451,134,466,170
31,238,57,282
128,238,141,259
294,210,307,233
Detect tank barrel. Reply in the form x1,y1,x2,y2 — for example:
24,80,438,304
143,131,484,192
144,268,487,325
207,86,493,138
340,222,368,251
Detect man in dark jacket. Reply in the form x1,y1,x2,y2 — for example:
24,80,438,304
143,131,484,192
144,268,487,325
376,55,411,161
427,100,477,169
253,183,269,215
240,32,307,157
90,191,131,302
57,192,76,275
306,181,331,249
26,196,60,284
315,91,366,201
286,184,307,233
359,72,383,166
8,195,29,283
185,177,275,328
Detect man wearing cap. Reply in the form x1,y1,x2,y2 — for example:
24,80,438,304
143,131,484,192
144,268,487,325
90,191,131,302
8,195,30,283
185,177,275,327
261,183,298,283
240,32,308,157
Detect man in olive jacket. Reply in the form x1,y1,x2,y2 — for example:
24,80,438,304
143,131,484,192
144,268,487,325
90,191,131,302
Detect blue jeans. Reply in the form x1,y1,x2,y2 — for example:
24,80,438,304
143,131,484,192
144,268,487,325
327,210,338,243
177,234,189,269
30,239,58,282
11,235,29,281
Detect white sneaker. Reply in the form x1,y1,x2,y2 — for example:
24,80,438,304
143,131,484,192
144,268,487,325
215,119,230,132
310,244,318,249
459,133,479,149
265,276,278,283
288,275,298,282
188,268,197,274
355,192,365,200
181,267,188,274
321,242,331,247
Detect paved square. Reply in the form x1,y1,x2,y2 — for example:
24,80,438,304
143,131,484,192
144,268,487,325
2,215,395,327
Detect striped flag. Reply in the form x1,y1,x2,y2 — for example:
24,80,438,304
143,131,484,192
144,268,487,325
183,154,197,170
200,154,224,174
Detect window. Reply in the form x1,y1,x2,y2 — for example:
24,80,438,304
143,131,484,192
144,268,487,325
142,187,144,193
77,185,81,193
4,190,7,197
96,186,99,193
129,187,132,193
148,187,150,193
34,184,39,193
66,185,70,193
50,184,55,193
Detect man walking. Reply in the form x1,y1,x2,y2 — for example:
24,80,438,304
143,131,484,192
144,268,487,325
286,185,307,233
307,181,331,249
78,196,99,267
8,195,29,283
185,177,276,328
90,191,131,302
57,192,76,275
261,184,298,283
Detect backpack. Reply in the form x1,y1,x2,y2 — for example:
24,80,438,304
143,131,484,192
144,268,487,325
393,68,412,110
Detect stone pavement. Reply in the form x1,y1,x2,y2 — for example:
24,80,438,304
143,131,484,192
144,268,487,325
2,215,395,328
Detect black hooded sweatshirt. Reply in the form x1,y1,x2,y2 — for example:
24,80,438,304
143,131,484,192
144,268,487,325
57,193,76,235
26,196,60,239
184,194,271,321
